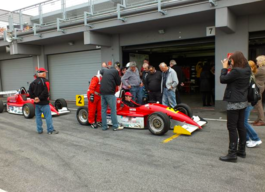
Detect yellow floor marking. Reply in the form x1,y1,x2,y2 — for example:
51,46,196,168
163,134,180,143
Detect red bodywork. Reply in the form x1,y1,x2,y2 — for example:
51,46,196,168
7,92,59,115
107,98,201,128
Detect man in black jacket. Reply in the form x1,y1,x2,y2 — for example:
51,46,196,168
170,60,185,104
100,67,123,131
146,65,162,103
29,68,58,135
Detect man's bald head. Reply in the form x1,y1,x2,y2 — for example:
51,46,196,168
159,62,168,72
102,62,107,68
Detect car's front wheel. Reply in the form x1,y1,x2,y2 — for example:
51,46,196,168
76,107,89,125
147,112,170,135
22,103,35,118
174,103,193,117
54,98,67,111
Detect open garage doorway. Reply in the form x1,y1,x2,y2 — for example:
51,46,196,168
122,37,215,108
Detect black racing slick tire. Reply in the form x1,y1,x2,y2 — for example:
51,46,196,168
76,107,89,125
0,100,4,113
174,103,193,118
54,98,67,111
22,103,35,119
147,112,170,136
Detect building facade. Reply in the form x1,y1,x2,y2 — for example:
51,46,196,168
0,0,265,109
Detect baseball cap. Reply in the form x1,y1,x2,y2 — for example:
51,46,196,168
125,92,132,97
37,67,48,73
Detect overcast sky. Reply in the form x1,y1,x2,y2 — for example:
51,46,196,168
1,0,46,11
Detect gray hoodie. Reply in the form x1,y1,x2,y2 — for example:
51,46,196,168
121,68,142,87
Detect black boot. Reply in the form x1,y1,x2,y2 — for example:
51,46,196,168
219,142,237,162
237,141,246,158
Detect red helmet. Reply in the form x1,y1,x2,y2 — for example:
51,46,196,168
125,92,132,97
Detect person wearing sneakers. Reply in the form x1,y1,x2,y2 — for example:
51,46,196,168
87,71,102,129
244,61,262,148
29,68,58,135
100,66,123,131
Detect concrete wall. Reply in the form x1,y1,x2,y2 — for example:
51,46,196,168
120,21,215,46
215,14,265,110
101,35,122,64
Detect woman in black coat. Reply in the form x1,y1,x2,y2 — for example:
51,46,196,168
200,65,212,106
219,51,251,162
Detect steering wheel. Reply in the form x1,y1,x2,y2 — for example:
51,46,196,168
19,87,28,95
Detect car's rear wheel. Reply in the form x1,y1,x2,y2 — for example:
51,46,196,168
174,103,193,117
0,100,4,113
22,103,35,118
147,112,170,135
76,107,89,125
54,98,67,111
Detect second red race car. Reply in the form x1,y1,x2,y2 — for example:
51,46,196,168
0,87,70,118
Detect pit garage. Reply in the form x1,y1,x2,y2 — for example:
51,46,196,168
47,50,102,101
122,37,215,106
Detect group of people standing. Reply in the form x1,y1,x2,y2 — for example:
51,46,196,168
220,52,264,163
120,59,184,108
87,59,184,131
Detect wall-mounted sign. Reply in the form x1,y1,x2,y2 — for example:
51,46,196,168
206,26,215,36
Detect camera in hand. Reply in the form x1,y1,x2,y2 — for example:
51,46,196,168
228,59,232,65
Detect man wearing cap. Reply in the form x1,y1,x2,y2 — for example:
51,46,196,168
122,92,138,107
29,68,58,134
87,71,102,129
121,61,143,104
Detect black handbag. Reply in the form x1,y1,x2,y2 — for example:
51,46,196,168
248,74,261,106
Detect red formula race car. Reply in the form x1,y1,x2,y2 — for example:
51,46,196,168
76,92,207,136
0,87,70,118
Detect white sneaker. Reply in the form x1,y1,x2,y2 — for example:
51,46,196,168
247,140,262,148
246,140,252,145
113,125,124,131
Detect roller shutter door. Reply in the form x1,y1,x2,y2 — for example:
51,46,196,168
48,50,101,100
0,57,35,91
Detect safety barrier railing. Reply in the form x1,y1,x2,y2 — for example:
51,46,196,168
0,0,217,39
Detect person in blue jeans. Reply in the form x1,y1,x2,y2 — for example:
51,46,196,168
159,62,178,108
244,105,262,147
121,62,143,104
100,66,123,131
244,60,262,147
29,68,58,134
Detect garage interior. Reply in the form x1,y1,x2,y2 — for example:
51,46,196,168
122,37,215,107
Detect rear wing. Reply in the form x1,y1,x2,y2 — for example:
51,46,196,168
0,90,17,96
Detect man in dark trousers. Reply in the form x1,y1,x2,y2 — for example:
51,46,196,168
29,68,58,134
100,66,123,131
146,65,162,104
170,60,185,104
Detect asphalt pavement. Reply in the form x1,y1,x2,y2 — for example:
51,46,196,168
0,106,265,192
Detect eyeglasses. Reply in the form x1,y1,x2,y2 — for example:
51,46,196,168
125,95,132,97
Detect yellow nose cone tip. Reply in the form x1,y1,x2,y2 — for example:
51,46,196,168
173,125,191,136
41,113,45,118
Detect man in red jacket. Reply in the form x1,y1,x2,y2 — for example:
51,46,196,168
87,71,102,129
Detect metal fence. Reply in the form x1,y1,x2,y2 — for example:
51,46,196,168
0,0,214,38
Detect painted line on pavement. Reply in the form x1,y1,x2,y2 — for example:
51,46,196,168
204,118,254,123
163,134,180,143
0,189,8,192
69,108,77,111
